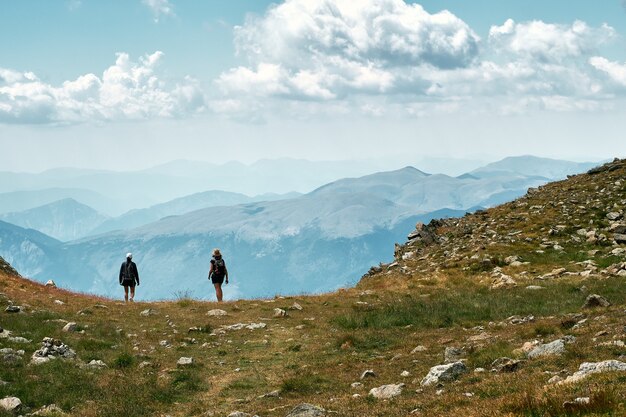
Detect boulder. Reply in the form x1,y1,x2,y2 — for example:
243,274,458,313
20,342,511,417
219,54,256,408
140,309,157,317
560,360,626,384
84,360,107,370
4,305,20,313
421,361,467,386
62,322,78,332
582,294,611,308
45,280,57,287
368,383,404,399
290,302,303,311
177,357,193,366
527,339,566,359
360,369,376,379
614,234,626,244
444,347,465,363
285,403,326,417
606,212,623,221
273,308,288,318
0,397,21,412
411,345,428,353
207,309,228,316
491,357,522,372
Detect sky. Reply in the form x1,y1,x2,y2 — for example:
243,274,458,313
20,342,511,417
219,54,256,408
1,0,626,172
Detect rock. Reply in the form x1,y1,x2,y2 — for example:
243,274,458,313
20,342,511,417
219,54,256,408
614,233,626,244
259,390,280,398
606,212,623,221
420,361,467,386
4,305,20,313
227,413,255,417
582,294,611,308
560,360,626,385
84,359,107,369
401,370,410,377
54,300,65,305
563,397,590,410
31,337,76,364
350,382,362,388
221,323,266,331
273,308,288,318
491,357,522,372
31,404,67,416
62,322,78,332
177,357,193,366
207,309,227,316
369,383,405,399
140,309,157,317
490,274,516,289
525,285,544,290
285,403,326,417
45,280,56,287
504,255,521,265
0,397,21,412
547,375,563,384
411,345,427,353
444,347,465,363
360,369,376,380
527,339,566,359
290,302,303,311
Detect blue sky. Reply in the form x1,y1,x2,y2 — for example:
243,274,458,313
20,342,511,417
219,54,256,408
1,0,626,171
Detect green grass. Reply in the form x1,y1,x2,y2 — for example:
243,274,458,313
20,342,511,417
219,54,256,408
113,352,135,369
468,340,515,369
281,373,334,395
332,278,626,330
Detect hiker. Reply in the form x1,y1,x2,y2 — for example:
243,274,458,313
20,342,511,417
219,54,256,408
119,253,140,302
208,248,228,302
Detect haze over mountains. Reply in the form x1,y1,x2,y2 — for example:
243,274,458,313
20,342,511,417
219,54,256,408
0,156,600,300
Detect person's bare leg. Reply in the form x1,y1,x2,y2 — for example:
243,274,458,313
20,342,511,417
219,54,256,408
130,286,135,302
214,283,223,302
124,285,129,302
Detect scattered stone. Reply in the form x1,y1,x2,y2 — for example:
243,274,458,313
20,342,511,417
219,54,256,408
401,370,410,377
527,339,566,359
444,347,465,363
491,357,522,372
207,309,228,316
140,309,157,317
285,403,327,417
0,397,21,412
421,361,467,386
227,412,255,417
350,382,362,389
83,360,107,370
177,357,193,366
582,294,611,308
411,345,427,353
559,360,626,384
369,383,405,399
606,212,623,221
221,323,266,331
273,308,288,318
62,322,78,332
4,305,20,313
54,300,65,305
525,285,544,291
45,280,56,287
1,348,24,365
474,368,486,373
360,369,376,380
508,315,534,325
31,404,67,416
259,390,280,398
563,397,590,411
547,375,563,384
290,302,303,311
614,234,626,244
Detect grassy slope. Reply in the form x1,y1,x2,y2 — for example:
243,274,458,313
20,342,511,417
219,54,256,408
1,159,625,417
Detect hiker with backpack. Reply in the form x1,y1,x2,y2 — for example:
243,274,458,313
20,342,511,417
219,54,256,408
208,248,228,302
119,253,140,302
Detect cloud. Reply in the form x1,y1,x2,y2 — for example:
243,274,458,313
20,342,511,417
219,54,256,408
589,56,626,86
489,19,615,62
0,51,204,124
142,0,174,23
212,0,620,121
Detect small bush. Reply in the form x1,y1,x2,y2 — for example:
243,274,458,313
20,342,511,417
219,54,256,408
113,352,135,369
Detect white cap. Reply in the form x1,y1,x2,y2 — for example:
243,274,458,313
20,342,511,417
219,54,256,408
126,253,132,259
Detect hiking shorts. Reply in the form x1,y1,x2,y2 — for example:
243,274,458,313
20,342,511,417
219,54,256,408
211,274,225,285
121,280,136,288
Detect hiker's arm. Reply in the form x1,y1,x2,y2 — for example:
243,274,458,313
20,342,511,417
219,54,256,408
135,264,140,285
225,266,229,282
119,264,123,283
208,262,214,278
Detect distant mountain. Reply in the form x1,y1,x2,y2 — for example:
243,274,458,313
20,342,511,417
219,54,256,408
0,188,123,216
91,190,302,235
0,199,108,241
470,155,599,180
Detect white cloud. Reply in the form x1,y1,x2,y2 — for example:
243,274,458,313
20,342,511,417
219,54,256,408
589,56,626,86
142,0,174,23
0,51,204,124
212,0,621,121
489,19,615,62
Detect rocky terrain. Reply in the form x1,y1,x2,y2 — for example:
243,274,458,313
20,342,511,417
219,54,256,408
1,159,625,416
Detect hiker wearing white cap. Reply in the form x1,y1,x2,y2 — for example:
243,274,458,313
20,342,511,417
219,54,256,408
119,253,140,302
208,248,229,302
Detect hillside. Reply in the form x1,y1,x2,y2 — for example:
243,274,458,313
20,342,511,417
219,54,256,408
0,199,108,241
0,159,625,416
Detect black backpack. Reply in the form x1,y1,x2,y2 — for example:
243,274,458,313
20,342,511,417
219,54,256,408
125,261,136,281
213,257,226,277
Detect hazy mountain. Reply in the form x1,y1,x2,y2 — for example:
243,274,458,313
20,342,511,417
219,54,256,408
0,199,108,241
0,188,123,216
471,155,599,179
91,190,302,235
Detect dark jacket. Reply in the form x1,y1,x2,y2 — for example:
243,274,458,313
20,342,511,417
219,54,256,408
119,260,139,286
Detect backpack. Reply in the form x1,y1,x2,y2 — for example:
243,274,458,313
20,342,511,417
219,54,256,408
125,261,136,282
212,257,226,278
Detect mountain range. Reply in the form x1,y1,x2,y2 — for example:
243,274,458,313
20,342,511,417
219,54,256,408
0,155,600,300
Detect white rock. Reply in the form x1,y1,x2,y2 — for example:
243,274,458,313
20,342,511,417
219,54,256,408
411,345,427,353
54,300,65,305
369,383,405,399
207,309,228,316
285,403,326,417
140,309,157,317
62,322,78,332
177,357,193,366
0,397,21,412
560,360,626,384
401,370,410,377
273,308,288,318
85,360,107,369
350,382,363,389
421,361,467,386
527,339,566,359
290,302,303,311
360,369,376,379
45,280,56,287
